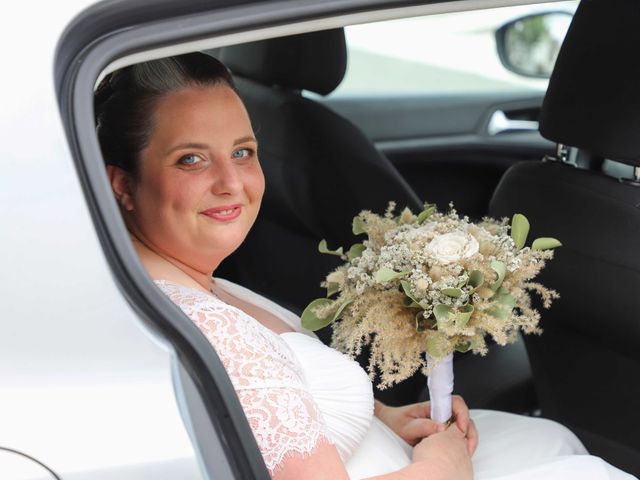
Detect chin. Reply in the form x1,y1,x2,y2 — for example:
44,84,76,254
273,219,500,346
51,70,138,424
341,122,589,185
208,234,247,258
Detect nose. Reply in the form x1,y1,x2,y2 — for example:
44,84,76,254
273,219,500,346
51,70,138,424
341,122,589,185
210,156,242,196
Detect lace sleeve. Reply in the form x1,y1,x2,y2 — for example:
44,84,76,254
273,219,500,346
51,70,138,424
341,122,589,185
156,281,331,475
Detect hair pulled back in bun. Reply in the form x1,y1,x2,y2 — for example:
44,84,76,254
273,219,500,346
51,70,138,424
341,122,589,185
94,52,236,175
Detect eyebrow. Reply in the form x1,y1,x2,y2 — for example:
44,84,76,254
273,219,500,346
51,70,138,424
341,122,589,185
165,136,258,156
233,135,258,147
165,142,209,156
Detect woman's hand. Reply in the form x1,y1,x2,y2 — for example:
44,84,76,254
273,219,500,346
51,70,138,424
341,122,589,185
375,400,443,446
411,424,473,480
449,395,479,456
375,395,478,455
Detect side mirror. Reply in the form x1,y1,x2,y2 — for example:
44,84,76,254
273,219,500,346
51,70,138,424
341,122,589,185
496,12,572,78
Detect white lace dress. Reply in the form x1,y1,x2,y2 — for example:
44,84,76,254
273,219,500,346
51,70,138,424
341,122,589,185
155,278,636,480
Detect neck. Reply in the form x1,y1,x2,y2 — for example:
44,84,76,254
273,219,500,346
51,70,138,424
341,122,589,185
129,232,216,293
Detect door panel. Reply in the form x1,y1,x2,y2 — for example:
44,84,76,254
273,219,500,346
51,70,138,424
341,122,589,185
324,93,555,220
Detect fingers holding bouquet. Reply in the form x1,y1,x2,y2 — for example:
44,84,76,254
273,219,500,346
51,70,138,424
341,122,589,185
451,395,478,455
376,395,478,455
412,422,473,480
375,400,444,446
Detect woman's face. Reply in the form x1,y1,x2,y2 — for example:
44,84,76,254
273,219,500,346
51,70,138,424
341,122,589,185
119,84,265,273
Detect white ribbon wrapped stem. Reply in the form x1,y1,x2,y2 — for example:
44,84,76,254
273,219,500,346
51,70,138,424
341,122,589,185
427,353,454,424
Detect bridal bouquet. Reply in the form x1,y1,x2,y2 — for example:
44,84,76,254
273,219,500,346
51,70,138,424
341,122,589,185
301,201,560,423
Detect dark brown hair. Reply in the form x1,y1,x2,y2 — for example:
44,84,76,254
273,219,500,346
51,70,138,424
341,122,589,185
94,52,236,175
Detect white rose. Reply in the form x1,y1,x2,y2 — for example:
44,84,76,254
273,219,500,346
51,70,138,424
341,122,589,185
426,231,479,264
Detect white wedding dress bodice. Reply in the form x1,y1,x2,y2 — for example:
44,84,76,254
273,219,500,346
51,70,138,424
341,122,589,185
156,278,636,480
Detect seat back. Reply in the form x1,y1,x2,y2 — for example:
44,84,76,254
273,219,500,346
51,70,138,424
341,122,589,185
216,30,422,321
488,0,640,473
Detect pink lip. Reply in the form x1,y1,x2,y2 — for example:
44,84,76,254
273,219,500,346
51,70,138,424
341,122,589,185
201,204,242,221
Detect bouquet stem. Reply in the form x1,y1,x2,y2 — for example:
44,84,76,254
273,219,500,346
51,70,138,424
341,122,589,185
427,353,454,424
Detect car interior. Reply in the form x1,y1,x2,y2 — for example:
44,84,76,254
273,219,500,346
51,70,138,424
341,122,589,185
213,21,542,415
188,0,637,474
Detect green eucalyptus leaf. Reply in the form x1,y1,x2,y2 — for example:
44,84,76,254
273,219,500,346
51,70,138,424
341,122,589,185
347,243,366,260
442,287,463,298
455,341,471,353
326,282,340,298
426,332,448,358
494,287,517,306
417,204,437,224
318,239,343,257
532,237,562,250
403,296,419,307
433,304,453,325
400,280,417,301
511,213,530,250
455,304,474,328
375,267,411,283
487,288,516,320
486,305,511,320
419,299,432,310
333,299,353,321
468,270,484,289
400,280,422,307
352,216,367,235
301,298,334,331
489,260,507,291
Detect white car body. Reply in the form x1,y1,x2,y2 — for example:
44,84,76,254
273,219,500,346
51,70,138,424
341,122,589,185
0,1,199,478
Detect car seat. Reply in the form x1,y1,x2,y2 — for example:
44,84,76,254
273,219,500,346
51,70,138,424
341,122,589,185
488,0,640,474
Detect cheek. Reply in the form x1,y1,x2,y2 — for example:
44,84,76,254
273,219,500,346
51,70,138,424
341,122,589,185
245,164,266,203
166,181,202,209
136,174,201,218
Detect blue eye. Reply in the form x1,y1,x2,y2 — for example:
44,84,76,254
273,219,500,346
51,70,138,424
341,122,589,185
178,154,202,166
232,148,252,159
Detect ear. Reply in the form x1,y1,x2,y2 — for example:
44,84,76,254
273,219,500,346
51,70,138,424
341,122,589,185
106,165,135,211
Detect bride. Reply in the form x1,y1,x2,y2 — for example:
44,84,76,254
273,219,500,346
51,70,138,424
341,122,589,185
95,52,636,480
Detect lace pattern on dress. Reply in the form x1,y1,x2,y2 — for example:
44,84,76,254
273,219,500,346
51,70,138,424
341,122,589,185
155,280,329,474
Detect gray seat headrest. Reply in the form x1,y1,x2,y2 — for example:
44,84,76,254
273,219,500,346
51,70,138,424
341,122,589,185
539,0,640,166
220,28,347,96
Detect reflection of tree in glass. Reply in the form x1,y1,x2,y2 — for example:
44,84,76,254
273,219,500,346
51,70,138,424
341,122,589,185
518,15,546,43
505,14,567,76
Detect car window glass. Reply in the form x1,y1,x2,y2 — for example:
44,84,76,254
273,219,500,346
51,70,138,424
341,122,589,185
330,1,578,98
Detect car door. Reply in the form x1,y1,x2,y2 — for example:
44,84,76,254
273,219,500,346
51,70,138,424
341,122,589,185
322,2,576,220
45,1,578,478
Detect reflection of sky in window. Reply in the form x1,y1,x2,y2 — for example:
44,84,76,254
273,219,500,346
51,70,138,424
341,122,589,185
547,14,572,42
